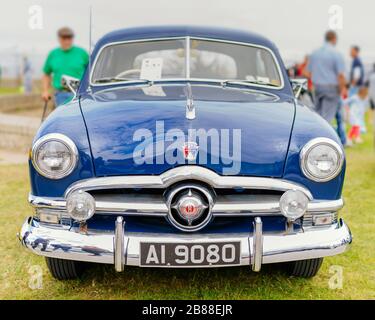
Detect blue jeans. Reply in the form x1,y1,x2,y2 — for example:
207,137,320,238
55,91,74,107
335,101,347,145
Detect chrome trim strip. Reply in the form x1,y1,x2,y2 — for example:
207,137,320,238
307,199,344,212
29,194,67,210
19,218,352,268
96,204,168,215
89,36,285,91
185,36,191,79
29,194,169,216
29,195,343,217
94,194,169,215
114,216,125,272
213,201,280,215
64,166,314,199
252,217,263,272
93,79,281,100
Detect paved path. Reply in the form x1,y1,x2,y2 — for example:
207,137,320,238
0,150,28,165
0,113,40,131
0,93,40,112
0,113,40,152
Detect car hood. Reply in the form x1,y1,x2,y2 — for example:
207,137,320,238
80,84,295,177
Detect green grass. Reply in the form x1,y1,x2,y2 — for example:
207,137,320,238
0,87,21,95
0,118,374,300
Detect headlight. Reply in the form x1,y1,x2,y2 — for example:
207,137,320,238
32,133,78,179
300,138,344,182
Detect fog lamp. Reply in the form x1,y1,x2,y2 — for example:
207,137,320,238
66,190,95,222
280,190,308,221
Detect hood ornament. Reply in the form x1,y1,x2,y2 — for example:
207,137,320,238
185,83,195,120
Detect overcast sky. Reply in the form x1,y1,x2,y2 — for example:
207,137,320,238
1,0,374,70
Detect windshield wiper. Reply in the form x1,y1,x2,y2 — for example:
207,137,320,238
221,79,280,88
94,77,154,86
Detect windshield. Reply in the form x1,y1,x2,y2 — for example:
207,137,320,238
91,37,283,88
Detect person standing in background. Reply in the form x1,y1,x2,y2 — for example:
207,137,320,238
23,56,33,94
42,27,88,106
348,46,366,132
296,55,314,108
369,64,375,112
349,46,365,94
307,30,347,146
297,55,313,92
369,64,375,148
344,86,369,146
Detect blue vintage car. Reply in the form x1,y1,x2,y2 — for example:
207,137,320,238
19,26,352,280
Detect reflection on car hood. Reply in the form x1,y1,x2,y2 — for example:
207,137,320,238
80,84,295,177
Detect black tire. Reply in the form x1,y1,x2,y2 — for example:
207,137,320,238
45,257,86,280
288,258,323,278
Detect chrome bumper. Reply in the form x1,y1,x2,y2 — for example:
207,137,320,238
19,217,352,271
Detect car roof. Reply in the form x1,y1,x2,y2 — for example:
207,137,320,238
95,25,277,50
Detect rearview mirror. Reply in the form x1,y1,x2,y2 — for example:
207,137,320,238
61,75,80,95
291,78,308,99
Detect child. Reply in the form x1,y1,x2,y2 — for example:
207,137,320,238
344,86,369,145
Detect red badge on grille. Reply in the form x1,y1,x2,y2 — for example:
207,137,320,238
181,203,198,216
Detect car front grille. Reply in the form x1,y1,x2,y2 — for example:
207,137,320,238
30,166,344,231
87,186,285,218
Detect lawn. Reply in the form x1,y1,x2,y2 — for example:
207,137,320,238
0,120,374,300
0,87,21,95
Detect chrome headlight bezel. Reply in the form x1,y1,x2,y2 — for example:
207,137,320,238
300,137,344,183
31,133,79,180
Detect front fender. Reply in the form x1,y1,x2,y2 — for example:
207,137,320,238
29,100,95,197
283,104,345,200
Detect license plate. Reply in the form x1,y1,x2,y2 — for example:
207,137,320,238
140,242,241,267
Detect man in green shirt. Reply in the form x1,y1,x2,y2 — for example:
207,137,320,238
42,27,89,106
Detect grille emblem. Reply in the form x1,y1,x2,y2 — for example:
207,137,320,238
166,184,214,232
175,190,207,225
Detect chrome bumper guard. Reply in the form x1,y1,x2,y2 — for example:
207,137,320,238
19,217,352,271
